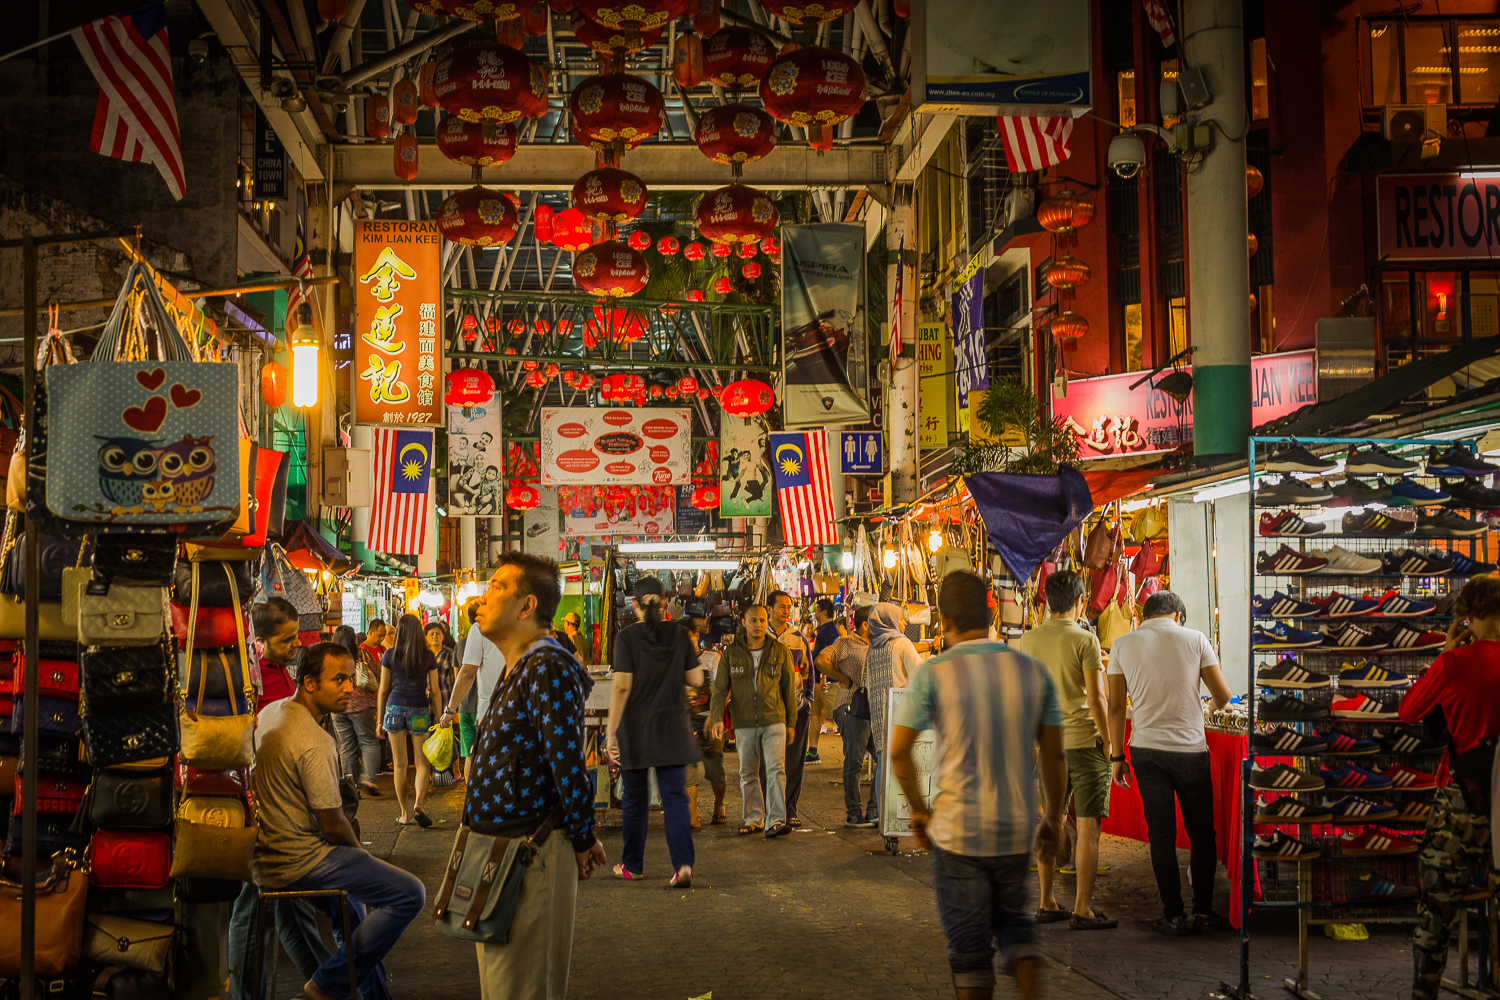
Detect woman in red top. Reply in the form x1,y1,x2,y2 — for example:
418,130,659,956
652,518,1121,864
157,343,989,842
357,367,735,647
1398,574,1500,1000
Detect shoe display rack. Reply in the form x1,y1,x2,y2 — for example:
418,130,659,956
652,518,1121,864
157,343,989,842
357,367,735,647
1237,435,1495,1000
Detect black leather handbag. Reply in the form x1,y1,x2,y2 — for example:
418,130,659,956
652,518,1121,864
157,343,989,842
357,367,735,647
82,703,179,769
20,734,89,780
171,561,251,609
81,643,173,712
89,769,173,830
0,513,91,599
93,534,178,587
33,640,82,661
3,811,89,858
181,648,249,702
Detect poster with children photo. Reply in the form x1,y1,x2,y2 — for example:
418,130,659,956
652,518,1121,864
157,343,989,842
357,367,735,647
447,397,500,516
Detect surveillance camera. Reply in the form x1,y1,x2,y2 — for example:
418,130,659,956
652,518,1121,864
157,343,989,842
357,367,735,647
188,37,209,63
1108,133,1146,179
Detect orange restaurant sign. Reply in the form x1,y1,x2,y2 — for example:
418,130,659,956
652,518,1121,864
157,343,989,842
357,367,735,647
354,219,442,424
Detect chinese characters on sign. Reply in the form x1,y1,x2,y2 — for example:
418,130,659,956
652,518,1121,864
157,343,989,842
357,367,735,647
354,220,442,425
917,322,951,447
951,255,988,433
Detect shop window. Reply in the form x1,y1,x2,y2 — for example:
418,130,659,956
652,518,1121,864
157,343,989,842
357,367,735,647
1454,23,1500,106
1406,22,1454,105
1424,272,1461,338
1161,60,1181,127
1369,23,1401,105
1366,18,1500,106
1168,297,1188,358
1382,273,1413,342
1250,38,1269,120
1471,273,1500,338
1124,303,1144,371
1117,70,1137,129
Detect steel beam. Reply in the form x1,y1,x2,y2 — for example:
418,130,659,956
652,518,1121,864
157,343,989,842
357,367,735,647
332,141,885,190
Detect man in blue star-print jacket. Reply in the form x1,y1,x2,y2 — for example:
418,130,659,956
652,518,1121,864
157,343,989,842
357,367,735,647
443,551,606,1000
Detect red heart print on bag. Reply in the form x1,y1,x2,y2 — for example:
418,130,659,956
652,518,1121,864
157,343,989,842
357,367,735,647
124,396,167,433
135,368,166,391
169,383,202,409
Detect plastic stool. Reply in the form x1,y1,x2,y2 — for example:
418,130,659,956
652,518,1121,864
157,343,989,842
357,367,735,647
251,887,359,1000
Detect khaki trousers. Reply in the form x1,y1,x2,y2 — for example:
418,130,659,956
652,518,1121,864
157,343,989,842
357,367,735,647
476,834,578,1000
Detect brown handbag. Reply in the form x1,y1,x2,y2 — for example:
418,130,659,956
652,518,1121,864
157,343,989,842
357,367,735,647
1082,512,1122,572
169,795,255,883
178,565,254,770
0,852,88,976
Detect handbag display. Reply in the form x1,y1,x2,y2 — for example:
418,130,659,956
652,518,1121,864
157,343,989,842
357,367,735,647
1129,536,1165,580
179,766,248,796
83,915,177,978
178,566,253,771
80,642,172,712
13,772,87,815
34,640,82,660
43,262,241,533
93,533,178,586
11,695,82,736
170,792,254,883
104,756,171,773
259,543,323,631
220,438,257,538
1098,597,1135,652
432,806,564,944
0,512,91,599
0,596,74,641
1082,513,1122,572
89,769,173,829
0,853,88,977
77,583,165,647
21,733,89,779
167,601,240,648
4,812,89,858
11,658,80,700
180,648,250,700
89,829,171,890
171,559,251,608
83,702,179,769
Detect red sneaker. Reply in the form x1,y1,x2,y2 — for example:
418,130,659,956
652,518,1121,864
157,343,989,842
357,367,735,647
1377,764,1438,789
1340,829,1419,856
1259,510,1327,538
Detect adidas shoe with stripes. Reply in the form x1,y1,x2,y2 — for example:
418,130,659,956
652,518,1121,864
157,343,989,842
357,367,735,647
1253,831,1322,860
1249,763,1326,792
1377,764,1438,789
1256,660,1330,689
1341,829,1418,856
1331,694,1400,719
1321,795,1398,822
1250,726,1330,754
1254,796,1333,824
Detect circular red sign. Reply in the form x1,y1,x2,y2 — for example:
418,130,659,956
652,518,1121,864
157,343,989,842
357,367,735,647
557,450,601,473
641,418,678,440
648,445,671,463
643,521,662,534
603,410,633,426
557,422,588,439
605,461,636,475
651,466,674,484
594,431,643,455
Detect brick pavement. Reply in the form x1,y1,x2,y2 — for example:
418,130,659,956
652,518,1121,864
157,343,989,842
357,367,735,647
267,736,1456,1000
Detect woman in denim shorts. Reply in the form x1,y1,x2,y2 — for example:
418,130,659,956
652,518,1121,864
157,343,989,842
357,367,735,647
376,614,443,827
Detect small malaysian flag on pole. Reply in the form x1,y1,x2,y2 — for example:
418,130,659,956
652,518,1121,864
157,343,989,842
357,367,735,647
996,116,1075,174
72,1,186,200
1143,0,1177,47
769,431,837,545
368,427,434,556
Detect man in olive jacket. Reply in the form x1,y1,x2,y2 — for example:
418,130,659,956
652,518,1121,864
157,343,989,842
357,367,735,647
709,604,797,838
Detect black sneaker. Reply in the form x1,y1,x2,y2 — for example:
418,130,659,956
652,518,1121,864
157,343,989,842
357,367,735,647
1249,762,1327,791
1319,622,1390,652
1258,694,1331,722
1348,873,1418,901
1346,444,1420,477
1254,795,1333,823
1415,509,1488,537
1253,830,1322,860
1342,509,1415,535
1428,444,1500,477
1441,478,1500,509
1331,478,1394,502
1256,659,1331,689
1374,728,1446,756
1381,549,1453,576
1267,444,1339,473
1251,726,1330,754
1442,550,1498,575
1256,479,1337,506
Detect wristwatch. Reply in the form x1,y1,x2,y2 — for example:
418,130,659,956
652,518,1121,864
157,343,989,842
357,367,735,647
1110,754,1127,763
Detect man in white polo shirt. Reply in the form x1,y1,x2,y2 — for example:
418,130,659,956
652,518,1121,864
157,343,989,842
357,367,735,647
1106,590,1233,937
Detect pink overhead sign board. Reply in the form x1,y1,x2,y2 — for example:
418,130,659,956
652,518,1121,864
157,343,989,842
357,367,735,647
1051,349,1317,459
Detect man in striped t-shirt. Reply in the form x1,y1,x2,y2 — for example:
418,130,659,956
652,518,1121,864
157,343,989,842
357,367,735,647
892,571,1066,1000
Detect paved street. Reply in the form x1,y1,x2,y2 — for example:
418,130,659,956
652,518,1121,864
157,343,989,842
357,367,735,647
263,736,1439,1000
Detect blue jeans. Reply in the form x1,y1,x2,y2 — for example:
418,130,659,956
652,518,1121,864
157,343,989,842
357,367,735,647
288,846,427,1000
382,703,432,734
620,765,695,875
833,705,879,821
930,845,1037,989
333,707,382,785
227,882,330,1000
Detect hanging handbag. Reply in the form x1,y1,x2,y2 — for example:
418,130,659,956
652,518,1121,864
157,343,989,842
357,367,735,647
258,544,323,631
93,533,178,587
1129,536,1165,580
0,596,72,641
13,773,87,815
219,438,256,538
11,658,80,700
11,695,82,736
33,639,81,661
178,566,254,771
44,262,241,533
83,915,177,978
170,794,254,883
180,766,248,797
1098,597,1135,651
22,733,89,779
104,756,171,774
432,805,564,944
4,812,89,859
89,768,173,830
167,601,240,648
77,583,165,647
180,648,250,701
1087,561,1120,616
0,852,88,977
80,642,172,712
1082,513,1122,572
88,828,171,890
171,559,251,608
0,512,91,599
83,701,179,769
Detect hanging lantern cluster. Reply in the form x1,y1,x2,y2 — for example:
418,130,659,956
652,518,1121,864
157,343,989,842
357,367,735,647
436,186,519,246
573,0,676,46
573,240,650,297
695,184,779,244
582,305,648,347
433,42,547,124
759,46,867,151
756,0,858,25
436,116,518,170
601,372,645,401
721,378,774,416
570,9,663,62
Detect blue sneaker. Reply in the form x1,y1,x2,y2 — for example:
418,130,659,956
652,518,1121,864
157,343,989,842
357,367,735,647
1443,551,1497,576
1375,592,1437,618
1321,795,1398,822
1337,662,1412,689
1320,762,1394,790
1253,592,1323,618
1254,622,1325,649
1384,477,1451,506
1315,592,1382,618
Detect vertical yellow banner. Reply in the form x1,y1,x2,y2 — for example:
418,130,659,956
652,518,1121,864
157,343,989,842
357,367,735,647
354,219,442,425
917,322,951,447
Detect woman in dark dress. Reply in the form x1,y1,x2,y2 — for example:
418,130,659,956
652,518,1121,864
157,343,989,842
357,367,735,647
606,576,704,886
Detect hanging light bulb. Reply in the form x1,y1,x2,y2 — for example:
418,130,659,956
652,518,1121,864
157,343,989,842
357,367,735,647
840,550,854,571
928,527,942,552
882,547,897,569
291,287,321,408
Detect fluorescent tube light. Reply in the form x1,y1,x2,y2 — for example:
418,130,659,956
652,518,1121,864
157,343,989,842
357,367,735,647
634,559,741,570
618,540,717,553
1192,479,1249,503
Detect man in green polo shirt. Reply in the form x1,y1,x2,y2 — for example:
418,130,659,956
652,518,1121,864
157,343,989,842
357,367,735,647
1012,569,1117,931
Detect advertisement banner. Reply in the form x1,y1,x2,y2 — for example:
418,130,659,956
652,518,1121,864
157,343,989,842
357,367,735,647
1375,172,1500,261
523,486,560,556
1052,350,1318,459
558,485,676,537
446,396,501,516
913,0,1091,116
675,486,711,534
917,322,951,447
782,222,869,427
719,414,772,517
952,256,988,413
539,407,691,486
354,219,442,425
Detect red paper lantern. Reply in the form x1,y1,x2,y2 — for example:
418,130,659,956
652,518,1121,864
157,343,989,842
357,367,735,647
692,0,721,34
1036,190,1080,234
666,386,680,399
1247,165,1264,200
633,389,647,405
436,116,519,167
461,314,480,341
574,0,676,39
656,235,680,255
1044,256,1090,290
1051,311,1089,345
677,375,698,395
545,363,560,377
433,42,547,124
574,240,650,297
419,61,439,106
505,484,541,509
737,243,757,259
261,362,288,407
556,318,575,337
552,207,593,251
392,79,419,124
709,383,723,397
570,10,664,57
436,186,519,246
365,94,390,138
523,2,550,33
319,0,349,18
444,369,497,408
696,386,710,400
534,203,555,243
742,262,761,279
721,378,774,416
393,132,419,180
602,373,637,401
524,370,549,388
577,373,596,390
757,0,857,24
650,385,664,398
686,289,705,301
626,230,652,251
569,73,666,159
571,167,649,223
693,104,778,167
1071,197,1096,229
683,242,706,261
703,26,776,89
713,276,732,294
711,241,732,257
523,359,540,371
673,31,705,88
695,184,779,244
760,235,780,255
690,484,720,509
759,46,867,144
439,0,529,20
582,305,649,347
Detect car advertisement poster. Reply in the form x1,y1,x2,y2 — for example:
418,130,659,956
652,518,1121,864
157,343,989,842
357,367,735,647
539,407,692,486
781,222,869,427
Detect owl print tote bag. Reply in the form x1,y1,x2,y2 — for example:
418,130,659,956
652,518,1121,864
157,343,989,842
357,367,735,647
45,263,240,533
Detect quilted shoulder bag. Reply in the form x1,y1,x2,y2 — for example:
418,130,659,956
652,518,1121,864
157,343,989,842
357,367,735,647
83,915,178,978
11,695,82,736
81,642,172,712
77,582,165,647
93,533,178,587
11,658,80,700
0,852,87,976
21,733,89,779
13,772,87,815
259,543,322,631
89,768,173,830
0,512,91,599
178,565,254,771
82,701,179,769
88,828,171,890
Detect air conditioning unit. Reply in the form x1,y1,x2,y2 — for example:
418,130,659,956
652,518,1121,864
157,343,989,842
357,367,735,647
1383,104,1446,143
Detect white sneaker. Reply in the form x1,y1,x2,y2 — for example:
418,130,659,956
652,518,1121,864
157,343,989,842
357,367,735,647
1311,545,1382,575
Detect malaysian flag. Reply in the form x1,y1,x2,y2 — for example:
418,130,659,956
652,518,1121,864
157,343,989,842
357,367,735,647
368,428,433,555
285,226,316,335
889,235,904,368
1143,0,1177,47
769,431,837,545
73,1,185,200
997,116,1075,174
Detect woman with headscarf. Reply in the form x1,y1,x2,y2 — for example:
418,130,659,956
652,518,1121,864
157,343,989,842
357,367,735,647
864,603,924,762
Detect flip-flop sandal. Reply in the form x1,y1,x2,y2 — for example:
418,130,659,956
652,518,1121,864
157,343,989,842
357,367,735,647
413,810,434,828
710,814,728,825
668,870,693,888
737,824,762,836
787,817,802,827
1034,906,1072,924
612,864,644,880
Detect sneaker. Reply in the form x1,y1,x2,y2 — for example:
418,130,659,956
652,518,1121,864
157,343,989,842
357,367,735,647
1250,762,1327,791
1253,830,1323,860
1259,511,1328,538
1322,794,1398,822
804,750,821,763
1267,444,1339,473
1320,623,1390,652
1383,549,1453,576
1342,509,1415,535
1255,795,1333,823
1486,509,1500,528
1253,623,1325,650
1434,593,1459,616
1379,624,1446,652
1441,478,1500,508
1374,592,1438,617
1394,800,1432,824
1316,592,1383,618
1257,545,1331,575
1416,509,1488,537
1320,762,1394,789
1376,764,1438,789
1346,445,1421,477
1256,479,1337,506
1331,478,1394,503
1259,694,1331,722
1310,546,1383,575
1374,728,1445,756
1311,729,1381,754
1331,694,1400,720
1251,726,1330,754
1341,829,1419,856
1384,477,1451,507
1349,873,1419,901
1337,662,1412,689
1257,659,1330,687
1442,550,1497,575
1253,592,1324,618
1428,444,1500,477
